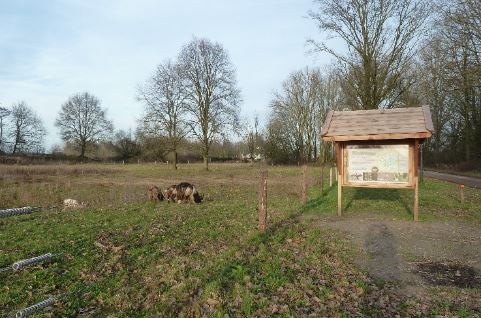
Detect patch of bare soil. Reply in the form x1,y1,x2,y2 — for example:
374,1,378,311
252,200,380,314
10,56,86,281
415,261,481,288
310,214,481,287
307,213,481,315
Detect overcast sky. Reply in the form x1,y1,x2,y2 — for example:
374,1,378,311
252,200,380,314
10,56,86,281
0,0,335,149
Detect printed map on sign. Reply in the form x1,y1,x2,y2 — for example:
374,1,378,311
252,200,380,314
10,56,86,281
346,144,409,183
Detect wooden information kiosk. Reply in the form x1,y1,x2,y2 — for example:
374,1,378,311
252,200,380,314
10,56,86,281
321,106,433,221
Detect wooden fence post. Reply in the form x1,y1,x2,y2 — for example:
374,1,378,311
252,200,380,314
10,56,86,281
459,184,465,203
413,139,420,221
302,165,308,204
258,170,268,232
336,143,343,216
414,176,419,221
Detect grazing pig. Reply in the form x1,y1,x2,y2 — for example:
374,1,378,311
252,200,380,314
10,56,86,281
174,182,203,203
148,186,164,202
164,184,178,203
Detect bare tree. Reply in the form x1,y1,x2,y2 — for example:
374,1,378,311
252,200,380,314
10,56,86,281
445,0,481,54
243,114,263,159
137,60,187,169
440,0,481,161
56,92,113,159
7,102,46,154
0,105,10,153
114,129,140,161
178,37,241,170
417,36,452,161
308,0,430,109
269,67,323,164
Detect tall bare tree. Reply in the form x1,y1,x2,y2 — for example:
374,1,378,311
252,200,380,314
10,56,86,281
137,60,187,169
178,37,241,170
308,0,430,109
268,67,324,164
56,92,113,159
8,102,46,154
441,0,481,161
417,36,452,161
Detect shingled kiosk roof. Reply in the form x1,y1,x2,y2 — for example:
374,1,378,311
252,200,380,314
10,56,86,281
321,106,434,142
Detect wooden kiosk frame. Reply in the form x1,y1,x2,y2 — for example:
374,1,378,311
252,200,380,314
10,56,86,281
321,107,433,221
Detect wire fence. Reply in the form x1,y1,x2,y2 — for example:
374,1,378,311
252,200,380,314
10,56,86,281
0,206,41,218
1,206,76,317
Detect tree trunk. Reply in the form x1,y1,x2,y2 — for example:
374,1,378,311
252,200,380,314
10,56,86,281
203,155,209,171
173,150,178,170
12,130,20,154
203,141,210,171
80,141,86,160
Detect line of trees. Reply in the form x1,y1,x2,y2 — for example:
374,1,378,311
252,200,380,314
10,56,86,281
266,0,481,168
2,1,480,169
1,38,243,169
417,0,481,166
137,37,241,170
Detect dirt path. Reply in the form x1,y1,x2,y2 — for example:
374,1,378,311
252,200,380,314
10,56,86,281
308,214,481,290
425,170,481,188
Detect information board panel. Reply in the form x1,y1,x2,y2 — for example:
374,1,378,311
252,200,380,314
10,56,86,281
344,144,410,186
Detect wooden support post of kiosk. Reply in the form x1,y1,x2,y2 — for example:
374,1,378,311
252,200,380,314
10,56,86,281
413,139,419,222
336,143,342,216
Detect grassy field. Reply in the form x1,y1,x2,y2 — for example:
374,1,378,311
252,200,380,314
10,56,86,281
0,163,480,317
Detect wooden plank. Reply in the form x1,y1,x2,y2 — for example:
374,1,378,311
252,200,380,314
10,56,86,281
338,175,342,216
330,118,425,129
413,139,419,177
322,132,431,142
338,145,343,216
343,182,415,189
328,126,428,135
329,117,427,130
330,112,422,122
414,175,419,221
320,110,334,136
331,107,422,117
422,105,434,132
344,139,416,146
409,141,414,186
331,112,423,121
329,118,426,128
335,142,342,171
330,122,426,130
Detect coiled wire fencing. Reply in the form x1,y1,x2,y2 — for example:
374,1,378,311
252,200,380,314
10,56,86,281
0,206,73,317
